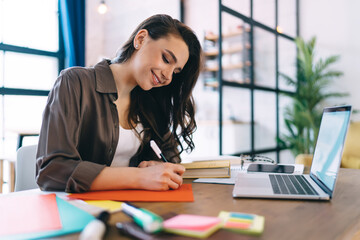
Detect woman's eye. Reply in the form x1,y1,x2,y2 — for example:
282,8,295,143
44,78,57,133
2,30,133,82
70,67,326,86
162,55,169,64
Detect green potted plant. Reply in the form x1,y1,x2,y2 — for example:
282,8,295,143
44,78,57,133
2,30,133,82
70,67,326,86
279,36,347,165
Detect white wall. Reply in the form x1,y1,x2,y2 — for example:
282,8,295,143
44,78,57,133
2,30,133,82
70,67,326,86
300,0,360,121
86,0,180,66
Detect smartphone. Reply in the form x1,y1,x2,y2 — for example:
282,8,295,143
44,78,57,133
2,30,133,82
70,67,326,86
247,163,295,174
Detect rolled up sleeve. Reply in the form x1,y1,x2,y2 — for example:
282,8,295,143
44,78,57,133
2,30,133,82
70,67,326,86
36,69,107,192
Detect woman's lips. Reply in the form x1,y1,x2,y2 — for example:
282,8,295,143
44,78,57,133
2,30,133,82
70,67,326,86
152,71,161,85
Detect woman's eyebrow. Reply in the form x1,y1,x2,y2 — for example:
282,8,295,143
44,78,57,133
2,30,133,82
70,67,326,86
165,49,183,72
165,49,177,63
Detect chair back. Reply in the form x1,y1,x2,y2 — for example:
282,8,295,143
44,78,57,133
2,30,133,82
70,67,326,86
15,145,38,191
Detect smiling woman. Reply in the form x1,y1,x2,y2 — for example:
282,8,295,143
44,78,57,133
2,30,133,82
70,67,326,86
36,14,202,193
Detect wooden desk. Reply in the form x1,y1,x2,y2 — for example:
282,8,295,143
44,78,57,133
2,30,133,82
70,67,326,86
5,168,360,240
102,168,360,240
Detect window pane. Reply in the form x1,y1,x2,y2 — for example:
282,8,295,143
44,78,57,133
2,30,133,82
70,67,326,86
223,0,250,17
279,94,295,160
3,95,47,156
253,0,275,28
278,0,297,37
278,36,297,92
184,87,220,158
0,51,3,86
220,12,251,85
0,96,3,155
222,87,251,155
0,0,3,42
4,52,58,90
254,90,276,150
2,0,59,52
254,27,276,88
280,149,295,164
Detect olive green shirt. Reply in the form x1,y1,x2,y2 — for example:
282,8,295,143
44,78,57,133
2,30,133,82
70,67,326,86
36,59,179,192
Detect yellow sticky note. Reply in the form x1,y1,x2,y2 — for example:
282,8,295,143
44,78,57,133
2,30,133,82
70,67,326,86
85,200,123,212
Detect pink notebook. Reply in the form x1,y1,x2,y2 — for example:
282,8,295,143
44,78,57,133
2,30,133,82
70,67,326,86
0,193,62,237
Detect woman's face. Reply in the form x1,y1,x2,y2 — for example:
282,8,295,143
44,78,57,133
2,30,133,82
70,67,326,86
131,30,189,91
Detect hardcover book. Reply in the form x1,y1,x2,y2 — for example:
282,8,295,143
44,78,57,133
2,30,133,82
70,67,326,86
181,160,231,178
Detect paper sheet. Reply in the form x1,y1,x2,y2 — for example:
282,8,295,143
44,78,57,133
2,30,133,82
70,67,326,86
0,195,95,240
84,200,123,212
163,214,221,231
0,193,62,237
68,184,194,202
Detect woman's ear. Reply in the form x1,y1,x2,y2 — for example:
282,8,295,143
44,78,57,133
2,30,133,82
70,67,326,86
133,29,148,49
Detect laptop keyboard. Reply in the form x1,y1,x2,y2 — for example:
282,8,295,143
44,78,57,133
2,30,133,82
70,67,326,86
269,174,319,195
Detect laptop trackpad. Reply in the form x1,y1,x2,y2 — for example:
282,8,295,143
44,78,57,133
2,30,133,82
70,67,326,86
233,174,273,195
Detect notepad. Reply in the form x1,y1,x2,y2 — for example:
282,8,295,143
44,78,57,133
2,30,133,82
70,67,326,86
163,214,222,239
68,184,194,202
0,194,95,240
0,193,62,238
218,211,265,236
84,200,123,212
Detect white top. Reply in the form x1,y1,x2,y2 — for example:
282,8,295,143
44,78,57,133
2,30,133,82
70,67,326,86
110,124,143,167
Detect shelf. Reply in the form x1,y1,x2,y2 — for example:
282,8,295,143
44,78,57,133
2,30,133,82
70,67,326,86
204,63,244,72
204,45,244,57
205,29,244,41
204,81,219,88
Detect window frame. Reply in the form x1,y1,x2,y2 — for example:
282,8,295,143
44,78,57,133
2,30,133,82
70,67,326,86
218,0,299,163
0,0,64,97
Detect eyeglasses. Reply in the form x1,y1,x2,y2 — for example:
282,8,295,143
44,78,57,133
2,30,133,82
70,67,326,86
240,154,275,169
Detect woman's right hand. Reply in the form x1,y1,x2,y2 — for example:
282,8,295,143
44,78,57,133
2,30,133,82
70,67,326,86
137,162,185,191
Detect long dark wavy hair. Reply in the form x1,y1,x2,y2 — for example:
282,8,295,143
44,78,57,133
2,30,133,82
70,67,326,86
112,14,202,162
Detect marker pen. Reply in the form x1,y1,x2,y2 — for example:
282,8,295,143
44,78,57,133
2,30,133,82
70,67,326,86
116,222,156,240
150,140,168,162
122,202,163,233
79,211,110,240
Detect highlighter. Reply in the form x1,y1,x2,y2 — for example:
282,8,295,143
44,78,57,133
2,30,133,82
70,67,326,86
122,202,163,233
150,140,169,162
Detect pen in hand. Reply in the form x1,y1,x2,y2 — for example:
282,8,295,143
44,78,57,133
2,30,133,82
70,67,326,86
150,140,168,162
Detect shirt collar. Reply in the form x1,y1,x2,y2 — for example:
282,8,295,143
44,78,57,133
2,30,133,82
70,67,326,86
94,59,117,95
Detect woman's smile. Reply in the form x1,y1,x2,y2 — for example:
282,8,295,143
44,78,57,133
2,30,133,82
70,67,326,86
151,70,161,85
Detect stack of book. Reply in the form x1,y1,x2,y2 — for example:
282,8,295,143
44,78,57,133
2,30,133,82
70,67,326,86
181,160,231,178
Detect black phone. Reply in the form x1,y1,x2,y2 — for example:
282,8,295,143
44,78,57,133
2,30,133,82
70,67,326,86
247,163,295,173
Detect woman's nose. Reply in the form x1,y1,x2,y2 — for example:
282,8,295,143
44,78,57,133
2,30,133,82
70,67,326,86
162,69,173,84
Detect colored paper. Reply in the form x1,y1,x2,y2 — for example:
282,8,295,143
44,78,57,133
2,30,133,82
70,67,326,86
68,184,194,202
1,196,95,240
84,200,123,212
163,214,222,231
0,193,62,237
218,211,265,236
163,214,222,238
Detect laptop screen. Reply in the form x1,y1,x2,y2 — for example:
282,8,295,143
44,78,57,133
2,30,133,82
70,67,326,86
310,106,351,194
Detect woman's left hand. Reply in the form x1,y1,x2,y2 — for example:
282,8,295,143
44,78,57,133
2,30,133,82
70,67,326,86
138,160,162,168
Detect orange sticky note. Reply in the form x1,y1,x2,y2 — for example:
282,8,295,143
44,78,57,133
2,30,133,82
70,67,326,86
0,193,62,237
68,184,194,202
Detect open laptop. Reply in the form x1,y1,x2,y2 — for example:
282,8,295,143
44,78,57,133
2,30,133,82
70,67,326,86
233,105,352,200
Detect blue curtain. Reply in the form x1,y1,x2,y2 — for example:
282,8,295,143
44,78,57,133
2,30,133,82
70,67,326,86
59,0,85,67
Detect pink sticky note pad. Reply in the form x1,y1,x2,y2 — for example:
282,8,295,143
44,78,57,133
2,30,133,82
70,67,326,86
163,214,222,231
